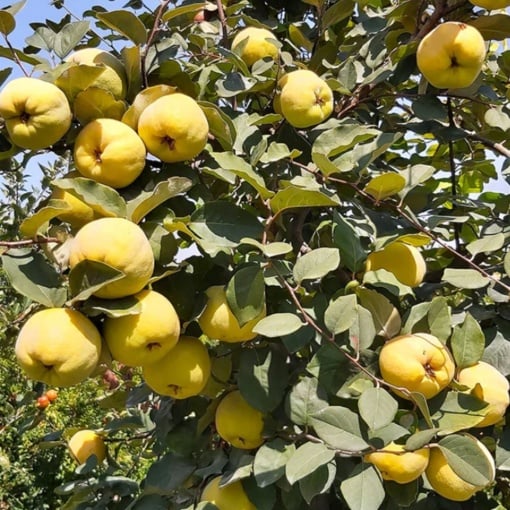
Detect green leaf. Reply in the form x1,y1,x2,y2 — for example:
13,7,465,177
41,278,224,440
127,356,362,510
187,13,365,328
306,342,351,395
289,24,313,52
96,10,147,45
285,377,328,427
270,185,341,215
162,3,204,22
199,102,236,151
364,173,406,201
349,305,376,350
53,21,90,58
143,453,195,494
411,391,434,429
384,479,419,508
483,332,510,377
127,177,192,224
299,462,336,504
142,222,178,267
442,268,490,289
285,442,335,485
322,0,356,30
340,464,385,510
240,238,293,258
1,248,67,307
210,151,273,199
293,248,340,284
430,392,487,434
0,11,15,35
427,296,452,342
226,265,265,326
19,200,71,238
254,439,296,488
405,428,440,451
450,313,485,369
505,251,510,278
471,14,510,41
80,296,141,318
310,406,370,452
324,294,357,335
239,346,289,412
356,287,401,339
438,434,495,486
52,177,127,218
68,260,124,303
332,215,368,273
121,45,142,102
358,387,398,431
259,142,302,164
252,313,304,337
466,233,505,256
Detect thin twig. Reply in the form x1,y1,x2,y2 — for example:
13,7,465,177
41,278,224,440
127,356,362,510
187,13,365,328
216,0,228,47
2,35,28,76
0,237,61,248
447,97,461,252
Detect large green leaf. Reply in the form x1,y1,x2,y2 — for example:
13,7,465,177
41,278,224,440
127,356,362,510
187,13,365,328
269,185,341,215
299,462,336,504
253,439,296,488
285,442,335,485
252,313,304,337
53,21,90,58
356,287,401,339
324,293,358,336
340,464,385,510
442,268,490,289
285,377,328,427
96,10,147,45
143,453,195,494
293,247,340,284
450,313,485,370
471,14,510,40
358,387,398,431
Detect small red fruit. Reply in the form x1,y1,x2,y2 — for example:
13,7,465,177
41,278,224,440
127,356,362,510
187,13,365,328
45,389,58,402
36,395,50,409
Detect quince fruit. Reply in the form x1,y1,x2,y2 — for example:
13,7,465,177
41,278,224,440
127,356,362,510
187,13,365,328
425,440,495,501
379,333,455,399
143,335,211,399
457,360,510,427
416,22,486,89
68,429,106,465
103,289,180,367
73,87,126,125
0,77,72,150
69,217,154,299
198,285,265,343
364,441,430,484
200,476,255,510
215,390,264,449
137,93,209,163
15,308,102,387
231,27,279,67
469,0,510,7
365,241,426,287
276,69,333,128
74,118,146,189
56,47,127,101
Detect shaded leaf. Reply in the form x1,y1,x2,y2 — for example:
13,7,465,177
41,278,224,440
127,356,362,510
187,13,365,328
356,287,401,339
226,265,265,326
450,313,485,369
96,10,147,45
270,185,341,215
286,377,328,427
340,464,385,510
254,439,296,488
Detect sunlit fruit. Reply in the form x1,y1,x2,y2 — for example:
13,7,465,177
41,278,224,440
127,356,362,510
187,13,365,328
416,22,486,89
379,333,455,399
15,308,102,387
215,390,265,449
200,476,256,510
0,77,72,150
231,27,279,67
68,429,106,465
103,289,181,367
198,285,265,343
143,336,211,399
68,217,155,299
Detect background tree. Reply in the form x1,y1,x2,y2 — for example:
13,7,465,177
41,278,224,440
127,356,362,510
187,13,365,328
1,0,510,509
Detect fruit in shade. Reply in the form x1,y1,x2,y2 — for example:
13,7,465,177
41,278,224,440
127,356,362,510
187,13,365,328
276,69,333,128
56,48,127,100
36,395,50,409
68,217,154,299
73,87,126,125
365,241,426,287
364,442,430,484
457,361,510,427
73,118,146,189
215,390,265,449
416,22,486,89
68,430,106,465
200,476,256,510
103,289,180,367
0,77,72,150
198,285,266,343
425,440,495,501
15,308,102,387
143,336,211,398
469,0,510,7
231,27,279,67
379,333,455,399
45,389,58,402
137,93,209,163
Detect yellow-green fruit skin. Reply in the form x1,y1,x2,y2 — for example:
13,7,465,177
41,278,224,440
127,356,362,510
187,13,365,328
277,70,333,128
215,390,264,449
68,430,106,465
365,242,426,287
379,333,455,399
73,87,126,125
0,77,72,150
73,118,146,189
15,308,102,387
231,27,278,67
469,0,510,7
416,22,486,89
200,476,256,510
198,285,265,343
103,290,180,367
457,361,510,427
56,48,127,100
137,93,209,163
364,442,430,484
425,445,494,501
69,217,154,299
143,336,211,399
